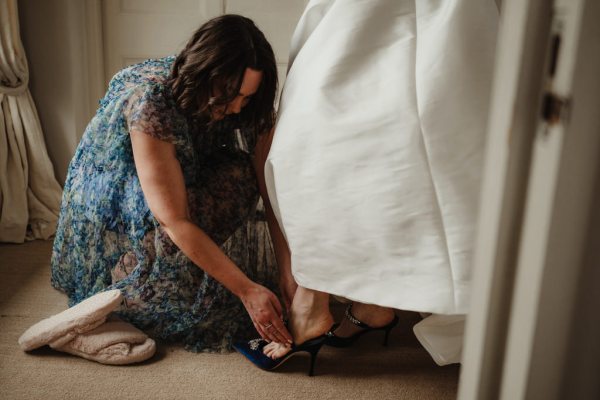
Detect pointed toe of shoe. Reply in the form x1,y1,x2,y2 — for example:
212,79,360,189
233,339,279,371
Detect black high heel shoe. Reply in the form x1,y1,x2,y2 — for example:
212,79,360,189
234,333,328,377
325,304,399,348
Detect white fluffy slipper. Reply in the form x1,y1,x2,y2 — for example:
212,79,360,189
18,290,123,351
52,318,156,365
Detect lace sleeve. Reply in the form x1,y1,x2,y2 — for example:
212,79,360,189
124,83,180,143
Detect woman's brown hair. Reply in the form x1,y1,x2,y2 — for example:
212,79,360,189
168,15,277,135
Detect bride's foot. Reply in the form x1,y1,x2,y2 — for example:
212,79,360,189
333,303,396,338
263,287,333,359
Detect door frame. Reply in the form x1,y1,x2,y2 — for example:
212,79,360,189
458,0,600,399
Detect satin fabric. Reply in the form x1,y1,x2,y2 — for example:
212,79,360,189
266,0,497,315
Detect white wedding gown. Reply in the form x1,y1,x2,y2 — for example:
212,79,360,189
265,0,498,365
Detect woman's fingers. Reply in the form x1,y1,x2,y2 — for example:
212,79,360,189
252,320,269,341
269,315,293,343
260,320,283,344
266,330,282,344
266,327,286,345
265,293,292,343
242,284,293,344
253,316,283,344
256,316,289,344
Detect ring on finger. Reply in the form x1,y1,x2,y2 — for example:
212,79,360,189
263,323,273,329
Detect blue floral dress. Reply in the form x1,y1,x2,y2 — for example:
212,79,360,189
50,56,278,353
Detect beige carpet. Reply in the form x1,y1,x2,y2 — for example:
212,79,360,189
0,240,459,400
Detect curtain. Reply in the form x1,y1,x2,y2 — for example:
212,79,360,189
0,0,62,243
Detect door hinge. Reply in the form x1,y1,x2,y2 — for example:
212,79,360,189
541,92,570,125
540,21,571,127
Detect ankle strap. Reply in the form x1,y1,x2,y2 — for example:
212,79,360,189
344,304,371,329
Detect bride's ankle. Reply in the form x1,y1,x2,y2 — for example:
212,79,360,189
350,303,395,326
288,314,333,345
290,287,330,316
289,305,333,329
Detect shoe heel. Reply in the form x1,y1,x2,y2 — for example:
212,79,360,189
306,341,325,377
383,314,399,347
308,350,318,376
383,327,391,347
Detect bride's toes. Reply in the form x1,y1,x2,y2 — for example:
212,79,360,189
261,342,291,359
262,341,277,356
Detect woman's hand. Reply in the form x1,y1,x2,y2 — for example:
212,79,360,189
240,283,293,344
279,271,297,314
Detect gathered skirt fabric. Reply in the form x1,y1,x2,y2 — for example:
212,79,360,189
266,0,498,315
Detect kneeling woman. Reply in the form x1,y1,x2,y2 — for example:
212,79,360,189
49,15,293,355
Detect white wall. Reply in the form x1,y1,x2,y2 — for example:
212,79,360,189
18,0,307,185
18,0,92,184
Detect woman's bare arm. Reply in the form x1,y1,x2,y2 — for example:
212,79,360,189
130,129,291,343
254,129,297,311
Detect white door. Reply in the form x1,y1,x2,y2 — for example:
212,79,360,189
458,0,600,398
101,0,307,94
